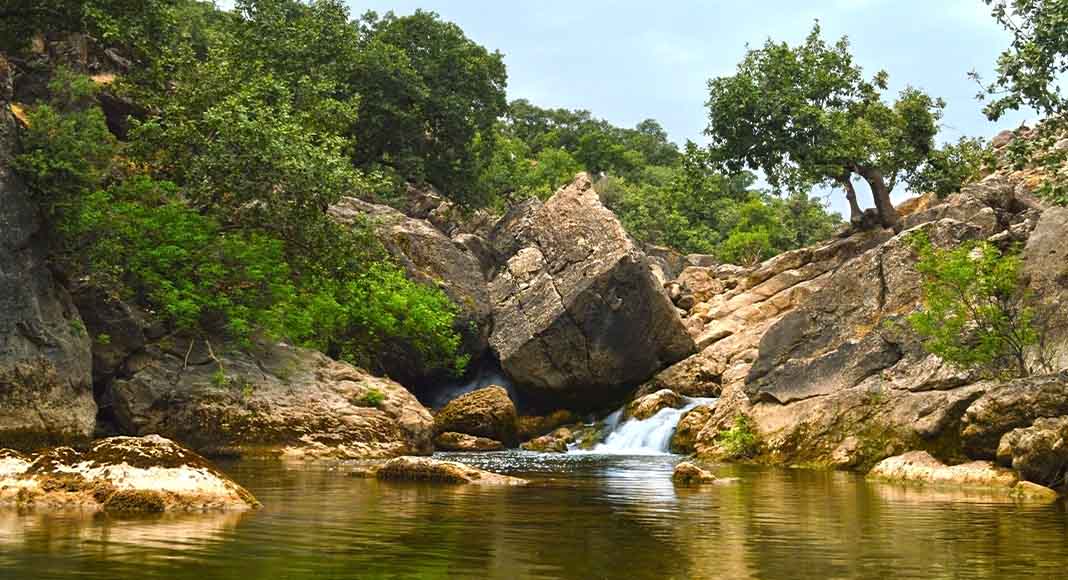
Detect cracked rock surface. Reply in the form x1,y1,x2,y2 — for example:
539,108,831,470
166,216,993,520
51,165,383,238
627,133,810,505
486,173,695,406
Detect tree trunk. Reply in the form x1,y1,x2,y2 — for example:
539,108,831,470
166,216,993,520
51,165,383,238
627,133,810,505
836,175,863,225
856,166,900,230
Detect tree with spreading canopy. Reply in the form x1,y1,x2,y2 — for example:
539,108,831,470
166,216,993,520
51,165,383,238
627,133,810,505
704,23,945,230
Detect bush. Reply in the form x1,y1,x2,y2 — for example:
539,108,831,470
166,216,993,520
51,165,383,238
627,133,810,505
908,233,1046,378
359,388,386,408
717,415,760,459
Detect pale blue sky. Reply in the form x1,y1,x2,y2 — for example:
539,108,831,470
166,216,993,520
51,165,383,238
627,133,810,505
219,1,1035,214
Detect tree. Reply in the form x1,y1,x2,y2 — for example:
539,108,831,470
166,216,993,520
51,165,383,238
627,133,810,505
977,0,1068,121
351,9,508,204
705,23,944,229
908,234,1047,379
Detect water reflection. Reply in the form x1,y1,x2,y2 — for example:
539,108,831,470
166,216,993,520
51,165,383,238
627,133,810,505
2,453,1067,579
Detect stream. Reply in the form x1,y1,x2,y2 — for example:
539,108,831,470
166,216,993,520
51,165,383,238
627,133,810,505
4,406,1068,579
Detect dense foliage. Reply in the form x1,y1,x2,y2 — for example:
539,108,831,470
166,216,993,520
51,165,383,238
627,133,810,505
907,234,1045,379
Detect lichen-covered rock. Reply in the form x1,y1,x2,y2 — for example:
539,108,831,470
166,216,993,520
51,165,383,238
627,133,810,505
960,374,1068,458
434,432,504,452
521,427,574,453
670,405,715,454
516,410,580,441
434,386,518,446
108,338,433,460
626,389,684,420
868,451,1018,488
328,197,491,385
0,435,259,511
375,456,526,486
0,56,94,450
997,416,1068,486
486,173,694,405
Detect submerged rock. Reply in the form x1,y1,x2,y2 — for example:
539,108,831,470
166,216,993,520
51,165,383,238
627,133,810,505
108,338,434,460
0,56,94,450
486,173,694,406
626,389,685,420
434,386,518,446
0,435,259,511
672,462,725,485
1009,481,1060,502
375,456,526,486
434,432,504,452
868,451,1018,488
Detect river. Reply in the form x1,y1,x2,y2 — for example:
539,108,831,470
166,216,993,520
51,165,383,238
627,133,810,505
3,447,1068,579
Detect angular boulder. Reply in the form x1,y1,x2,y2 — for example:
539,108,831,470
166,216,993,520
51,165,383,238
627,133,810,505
434,386,518,446
107,338,434,460
486,174,694,405
0,435,259,511
375,456,526,486
0,55,94,449
434,432,504,452
960,374,1068,458
328,197,492,385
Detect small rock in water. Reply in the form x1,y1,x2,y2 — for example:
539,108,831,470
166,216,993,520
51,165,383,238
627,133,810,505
0,435,260,511
1010,481,1060,502
434,432,504,452
868,451,1018,488
375,456,527,486
672,462,719,485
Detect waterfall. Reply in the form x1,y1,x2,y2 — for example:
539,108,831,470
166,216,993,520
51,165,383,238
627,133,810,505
578,397,717,455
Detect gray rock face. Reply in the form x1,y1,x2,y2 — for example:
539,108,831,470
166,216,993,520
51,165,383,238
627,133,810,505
0,56,94,449
486,174,695,404
108,338,434,459
960,374,1068,458
997,416,1068,486
1023,207,1068,369
329,198,492,384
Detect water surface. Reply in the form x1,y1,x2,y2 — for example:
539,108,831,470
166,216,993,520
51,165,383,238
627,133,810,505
2,452,1067,579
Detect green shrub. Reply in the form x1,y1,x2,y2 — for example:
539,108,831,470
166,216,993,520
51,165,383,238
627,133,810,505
359,388,386,408
907,233,1044,378
717,415,760,459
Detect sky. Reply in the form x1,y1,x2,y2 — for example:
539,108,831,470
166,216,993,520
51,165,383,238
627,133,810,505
219,0,1035,216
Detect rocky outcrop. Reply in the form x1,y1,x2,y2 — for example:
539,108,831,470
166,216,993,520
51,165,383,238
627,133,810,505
0,435,259,511
626,389,684,420
868,451,1018,488
651,168,1068,471
486,174,694,405
434,431,504,452
0,55,95,449
433,386,518,446
374,456,526,486
329,198,492,385
106,338,434,460
997,416,1068,487
670,405,715,454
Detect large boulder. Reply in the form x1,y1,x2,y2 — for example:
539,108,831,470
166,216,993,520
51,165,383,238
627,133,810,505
107,338,434,460
960,374,1068,458
328,198,492,385
486,174,694,405
0,55,94,449
0,435,259,511
434,386,518,446
997,416,1068,486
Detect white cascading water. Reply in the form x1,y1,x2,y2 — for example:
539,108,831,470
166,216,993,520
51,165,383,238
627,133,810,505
578,397,717,455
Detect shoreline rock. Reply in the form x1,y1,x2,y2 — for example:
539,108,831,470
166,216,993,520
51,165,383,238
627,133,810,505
0,435,259,511
867,451,1018,489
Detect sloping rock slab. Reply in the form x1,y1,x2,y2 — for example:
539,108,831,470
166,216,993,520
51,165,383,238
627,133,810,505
0,435,259,511
109,338,433,460
375,456,526,485
487,173,694,404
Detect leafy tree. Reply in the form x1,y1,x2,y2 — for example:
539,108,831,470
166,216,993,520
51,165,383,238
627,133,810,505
351,9,508,204
705,23,944,229
907,137,991,198
908,233,1047,379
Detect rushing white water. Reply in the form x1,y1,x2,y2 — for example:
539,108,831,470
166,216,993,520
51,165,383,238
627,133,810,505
578,397,718,456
